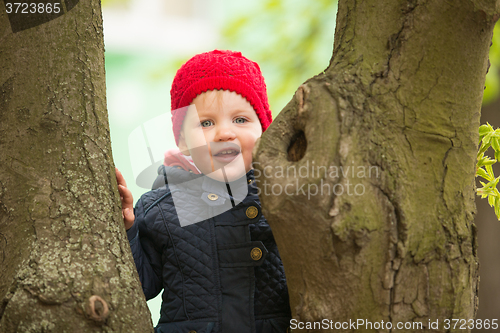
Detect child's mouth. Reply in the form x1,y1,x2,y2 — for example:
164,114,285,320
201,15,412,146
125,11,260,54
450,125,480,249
212,148,240,163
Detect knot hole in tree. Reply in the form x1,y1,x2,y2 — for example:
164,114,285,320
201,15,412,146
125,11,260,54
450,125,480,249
287,84,310,162
287,130,307,161
87,295,109,322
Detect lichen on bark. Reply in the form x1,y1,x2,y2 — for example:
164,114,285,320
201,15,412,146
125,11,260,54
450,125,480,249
254,0,496,331
0,1,153,331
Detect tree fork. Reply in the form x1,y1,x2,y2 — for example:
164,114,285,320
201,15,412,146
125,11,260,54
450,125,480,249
0,1,153,331
255,0,500,331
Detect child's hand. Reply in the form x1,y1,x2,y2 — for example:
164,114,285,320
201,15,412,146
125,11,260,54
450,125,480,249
116,167,135,230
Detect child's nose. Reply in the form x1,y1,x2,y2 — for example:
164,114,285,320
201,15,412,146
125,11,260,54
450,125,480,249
214,122,236,142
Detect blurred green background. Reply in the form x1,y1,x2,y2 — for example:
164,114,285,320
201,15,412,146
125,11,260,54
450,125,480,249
101,0,500,326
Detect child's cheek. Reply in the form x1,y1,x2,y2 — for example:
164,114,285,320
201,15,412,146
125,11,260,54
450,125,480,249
187,128,209,148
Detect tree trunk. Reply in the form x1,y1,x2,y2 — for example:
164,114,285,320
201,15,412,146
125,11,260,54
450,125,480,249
255,0,499,331
0,1,153,331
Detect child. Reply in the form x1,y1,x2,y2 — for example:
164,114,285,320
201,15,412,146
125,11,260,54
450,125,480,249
117,50,291,333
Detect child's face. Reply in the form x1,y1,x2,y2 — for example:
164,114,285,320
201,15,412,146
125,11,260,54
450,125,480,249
178,90,263,182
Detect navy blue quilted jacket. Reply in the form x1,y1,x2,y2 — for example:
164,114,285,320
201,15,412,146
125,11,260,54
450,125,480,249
127,166,291,333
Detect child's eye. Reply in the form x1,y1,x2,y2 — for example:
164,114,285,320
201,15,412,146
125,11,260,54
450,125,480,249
234,117,247,124
200,120,213,127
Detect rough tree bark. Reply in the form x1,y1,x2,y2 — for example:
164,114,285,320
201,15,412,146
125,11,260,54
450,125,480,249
254,0,500,331
0,1,153,331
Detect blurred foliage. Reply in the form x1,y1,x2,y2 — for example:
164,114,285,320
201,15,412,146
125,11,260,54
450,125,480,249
220,0,337,115
148,57,188,82
484,23,500,105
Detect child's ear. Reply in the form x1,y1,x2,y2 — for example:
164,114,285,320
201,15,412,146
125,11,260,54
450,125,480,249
178,131,191,156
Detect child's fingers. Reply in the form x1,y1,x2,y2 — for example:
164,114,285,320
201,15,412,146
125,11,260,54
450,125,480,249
117,184,126,198
115,167,128,187
123,208,135,230
116,168,135,230
124,208,134,220
118,185,134,206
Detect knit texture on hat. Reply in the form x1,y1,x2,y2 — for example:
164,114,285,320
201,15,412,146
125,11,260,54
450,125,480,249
170,50,272,146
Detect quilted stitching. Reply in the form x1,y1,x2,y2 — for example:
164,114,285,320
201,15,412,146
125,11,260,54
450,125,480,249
251,220,291,316
158,196,218,321
131,167,291,331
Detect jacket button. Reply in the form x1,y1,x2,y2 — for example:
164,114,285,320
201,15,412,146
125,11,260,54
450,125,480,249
207,193,218,201
251,247,263,261
246,206,258,219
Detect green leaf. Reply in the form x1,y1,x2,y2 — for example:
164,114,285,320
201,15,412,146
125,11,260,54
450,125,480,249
482,179,496,190
478,142,490,156
493,176,500,187
495,200,500,220
486,164,495,179
483,132,493,145
477,167,491,180
483,158,497,166
488,193,496,207
479,124,492,137
483,188,496,197
492,137,500,152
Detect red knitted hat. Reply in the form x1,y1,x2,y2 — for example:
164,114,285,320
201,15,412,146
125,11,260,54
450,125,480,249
170,50,272,146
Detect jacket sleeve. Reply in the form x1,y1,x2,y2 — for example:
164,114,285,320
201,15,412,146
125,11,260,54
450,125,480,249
127,194,164,300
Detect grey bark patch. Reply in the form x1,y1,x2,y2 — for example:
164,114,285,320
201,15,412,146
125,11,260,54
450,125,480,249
0,77,15,123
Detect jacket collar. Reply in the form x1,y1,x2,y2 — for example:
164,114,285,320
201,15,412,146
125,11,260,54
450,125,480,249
160,165,255,184
159,166,256,202
158,167,259,225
